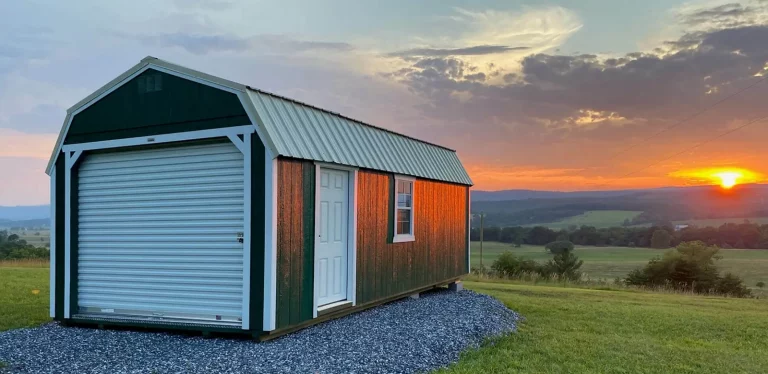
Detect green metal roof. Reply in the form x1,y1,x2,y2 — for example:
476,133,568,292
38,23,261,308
247,89,472,185
47,57,473,185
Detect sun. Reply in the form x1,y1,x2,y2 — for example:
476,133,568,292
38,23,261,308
712,171,742,189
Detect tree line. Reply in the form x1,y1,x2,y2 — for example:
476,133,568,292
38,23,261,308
471,221,768,249
0,230,50,260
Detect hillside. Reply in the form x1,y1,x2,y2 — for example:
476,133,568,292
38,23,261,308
472,184,768,228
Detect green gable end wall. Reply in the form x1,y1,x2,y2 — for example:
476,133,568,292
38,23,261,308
65,69,250,144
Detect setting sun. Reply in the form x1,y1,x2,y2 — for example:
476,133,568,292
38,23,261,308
669,167,764,189
713,171,741,189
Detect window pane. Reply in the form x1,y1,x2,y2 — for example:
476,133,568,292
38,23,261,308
397,209,411,235
397,194,411,208
397,181,405,194
398,221,411,235
405,181,412,194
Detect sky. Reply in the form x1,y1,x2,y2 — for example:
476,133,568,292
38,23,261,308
3,0,768,205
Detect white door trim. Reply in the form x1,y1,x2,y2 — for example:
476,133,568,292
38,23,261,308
313,163,358,318
62,127,254,325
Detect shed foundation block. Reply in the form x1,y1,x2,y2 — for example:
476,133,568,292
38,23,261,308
409,293,420,299
448,281,463,292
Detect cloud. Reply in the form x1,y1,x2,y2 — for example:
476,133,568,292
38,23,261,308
387,45,528,58
138,33,354,55
0,157,50,205
0,129,56,159
675,1,768,30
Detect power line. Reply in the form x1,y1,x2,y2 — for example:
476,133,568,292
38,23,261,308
591,112,768,190
604,75,768,161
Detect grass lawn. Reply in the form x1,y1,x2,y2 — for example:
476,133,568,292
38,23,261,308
0,267,50,331
470,241,768,291
525,210,642,229
440,281,768,374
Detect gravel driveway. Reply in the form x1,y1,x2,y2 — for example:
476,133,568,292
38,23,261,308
0,289,520,374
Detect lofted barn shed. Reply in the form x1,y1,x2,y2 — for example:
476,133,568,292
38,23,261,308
46,57,472,337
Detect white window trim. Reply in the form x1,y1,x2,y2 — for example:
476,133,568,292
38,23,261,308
393,175,416,243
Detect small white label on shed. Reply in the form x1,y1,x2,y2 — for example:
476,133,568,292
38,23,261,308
101,308,115,313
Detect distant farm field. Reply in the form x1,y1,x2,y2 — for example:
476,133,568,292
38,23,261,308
470,241,768,292
6,229,50,248
524,210,642,229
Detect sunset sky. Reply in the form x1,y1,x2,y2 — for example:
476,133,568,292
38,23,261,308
3,0,768,205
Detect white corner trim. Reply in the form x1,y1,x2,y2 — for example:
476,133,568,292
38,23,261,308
62,126,254,153
263,150,278,331
239,134,252,330
49,168,56,318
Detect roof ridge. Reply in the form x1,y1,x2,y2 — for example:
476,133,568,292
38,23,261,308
244,86,456,152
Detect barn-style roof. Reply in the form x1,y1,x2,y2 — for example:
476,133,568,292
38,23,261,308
46,56,473,186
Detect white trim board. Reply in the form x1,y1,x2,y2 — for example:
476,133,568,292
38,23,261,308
312,163,358,318
49,169,56,318
63,126,254,152
263,150,278,331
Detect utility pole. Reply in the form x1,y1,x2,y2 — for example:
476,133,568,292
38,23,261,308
479,212,484,268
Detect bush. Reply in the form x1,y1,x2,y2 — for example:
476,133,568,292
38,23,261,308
491,251,543,278
757,281,765,289
625,241,751,297
545,240,574,255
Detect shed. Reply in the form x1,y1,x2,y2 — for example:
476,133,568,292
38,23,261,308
46,57,472,337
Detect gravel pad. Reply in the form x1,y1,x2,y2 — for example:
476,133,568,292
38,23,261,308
0,289,520,374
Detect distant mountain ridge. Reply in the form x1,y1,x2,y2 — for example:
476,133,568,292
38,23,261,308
0,205,50,221
470,184,768,202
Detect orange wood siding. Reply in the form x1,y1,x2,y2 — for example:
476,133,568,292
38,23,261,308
356,170,468,304
275,158,314,328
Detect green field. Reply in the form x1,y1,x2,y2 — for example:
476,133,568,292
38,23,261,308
471,242,768,291
524,210,642,229
440,281,768,373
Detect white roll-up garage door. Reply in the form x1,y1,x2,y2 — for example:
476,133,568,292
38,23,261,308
76,142,245,326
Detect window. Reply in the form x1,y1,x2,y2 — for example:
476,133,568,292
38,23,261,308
393,176,415,243
138,73,162,93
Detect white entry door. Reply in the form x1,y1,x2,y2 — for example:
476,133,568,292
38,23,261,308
316,168,349,306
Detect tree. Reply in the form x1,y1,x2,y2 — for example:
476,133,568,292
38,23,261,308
650,229,671,249
757,281,765,289
545,240,575,255
544,249,583,280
